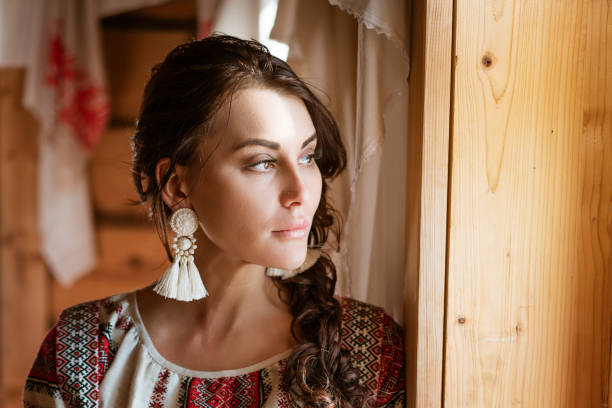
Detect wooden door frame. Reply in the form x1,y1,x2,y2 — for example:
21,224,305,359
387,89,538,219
405,1,454,407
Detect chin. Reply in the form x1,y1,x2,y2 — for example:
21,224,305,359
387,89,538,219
270,246,307,270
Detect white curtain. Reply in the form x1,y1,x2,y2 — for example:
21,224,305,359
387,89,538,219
271,0,410,322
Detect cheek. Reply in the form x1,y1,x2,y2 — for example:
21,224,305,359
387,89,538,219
308,170,323,214
194,171,275,245
192,165,323,266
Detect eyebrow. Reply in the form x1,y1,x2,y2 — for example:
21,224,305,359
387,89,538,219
233,133,317,151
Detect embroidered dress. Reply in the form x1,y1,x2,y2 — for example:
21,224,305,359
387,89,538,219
23,291,405,407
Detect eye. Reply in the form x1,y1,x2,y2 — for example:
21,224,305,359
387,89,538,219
300,153,316,165
248,159,276,172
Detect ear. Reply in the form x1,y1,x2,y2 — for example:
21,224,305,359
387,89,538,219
155,158,192,211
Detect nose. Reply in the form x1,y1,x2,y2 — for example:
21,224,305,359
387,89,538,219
280,164,309,208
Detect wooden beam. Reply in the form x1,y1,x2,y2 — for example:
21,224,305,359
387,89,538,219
405,1,454,407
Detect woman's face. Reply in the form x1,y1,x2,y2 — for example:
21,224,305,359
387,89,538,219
185,87,322,270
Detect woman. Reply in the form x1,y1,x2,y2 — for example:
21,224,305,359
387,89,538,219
23,34,405,407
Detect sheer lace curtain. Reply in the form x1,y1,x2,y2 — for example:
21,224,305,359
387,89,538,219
271,0,410,322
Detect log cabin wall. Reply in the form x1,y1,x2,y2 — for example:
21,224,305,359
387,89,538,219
0,69,49,408
0,1,197,406
52,2,197,316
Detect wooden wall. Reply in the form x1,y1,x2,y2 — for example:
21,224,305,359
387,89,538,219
407,1,611,407
442,1,611,407
405,1,453,407
0,1,196,406
0,69,49,408
52,2,196,317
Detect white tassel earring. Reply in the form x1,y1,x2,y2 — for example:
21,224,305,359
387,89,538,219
153,207,208,301
266,248,322,280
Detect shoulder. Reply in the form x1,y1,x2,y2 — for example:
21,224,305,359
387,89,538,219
54,290,136,359
55,291,135,336
338,296,405,406
58,290,136,370
25,291,137,406
31,290,133,361
58,290,133,320
42,292,135,380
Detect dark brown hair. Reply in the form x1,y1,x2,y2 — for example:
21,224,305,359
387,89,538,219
131,34,372,406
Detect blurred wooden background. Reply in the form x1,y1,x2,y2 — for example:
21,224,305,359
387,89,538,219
0,1,197,406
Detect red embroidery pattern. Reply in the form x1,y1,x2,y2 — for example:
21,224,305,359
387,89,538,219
341,298,384,391
375,313,405,406
24,293,405,407
185,372,261,407
340,297,405,406
45,21,109,151
27,326,59,383
98,329,113,382
24,326,63,401
149,369,171,408
101,298,123,315
276,360,291,408
55,301,101,407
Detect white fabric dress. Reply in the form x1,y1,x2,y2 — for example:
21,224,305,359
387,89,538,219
24,290,405,407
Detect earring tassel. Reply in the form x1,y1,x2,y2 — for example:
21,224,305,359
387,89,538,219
187,255,208,299
154,255,208,301
153,257,181,299
177,258,190,300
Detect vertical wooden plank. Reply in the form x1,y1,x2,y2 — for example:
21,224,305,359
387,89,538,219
0,69,49,407
446,1,612,406
405,1,453,407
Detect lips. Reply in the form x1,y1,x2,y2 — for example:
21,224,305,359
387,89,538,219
273,219,309,238
274,219,309,232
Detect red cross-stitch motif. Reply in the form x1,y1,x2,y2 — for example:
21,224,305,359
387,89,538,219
44,21,109,151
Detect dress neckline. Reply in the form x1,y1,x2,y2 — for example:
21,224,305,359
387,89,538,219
128,290,294,379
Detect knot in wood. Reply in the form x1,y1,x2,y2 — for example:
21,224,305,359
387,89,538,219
481,53,493,68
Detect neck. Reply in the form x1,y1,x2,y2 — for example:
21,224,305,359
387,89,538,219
145,229,288,341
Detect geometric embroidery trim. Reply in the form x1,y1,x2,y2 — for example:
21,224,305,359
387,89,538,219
177,376,192,408
257,367,273,405
340,297,405,405
340,297,384,392
25,292,404,407
56,300,101,408
149,368,171,408
375,313,405,405
184,371,261,407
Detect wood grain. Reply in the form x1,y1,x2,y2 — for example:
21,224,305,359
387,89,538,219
445,1,612,406
405,1,454,407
